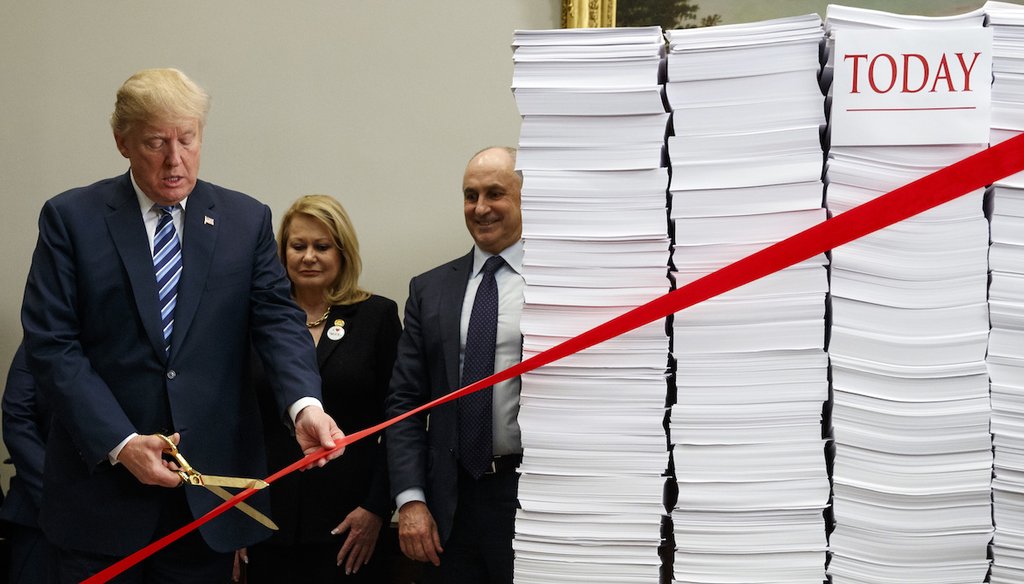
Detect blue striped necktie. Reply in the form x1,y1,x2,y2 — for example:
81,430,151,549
153,205,182,353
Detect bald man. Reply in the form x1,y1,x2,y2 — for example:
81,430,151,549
386,147,525,584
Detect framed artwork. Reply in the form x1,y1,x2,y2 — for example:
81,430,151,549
562,0,617,27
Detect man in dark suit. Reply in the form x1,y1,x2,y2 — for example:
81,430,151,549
19,68,344,583
0,344,56,583
386,146,524,583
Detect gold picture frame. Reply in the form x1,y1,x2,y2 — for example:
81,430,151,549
562,0,617,28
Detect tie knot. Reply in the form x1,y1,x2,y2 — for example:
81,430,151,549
156,205,176,216
482,255,505,276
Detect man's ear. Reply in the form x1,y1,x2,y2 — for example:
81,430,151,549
114,132,129,158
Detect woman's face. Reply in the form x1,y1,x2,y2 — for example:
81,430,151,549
284,214,342,296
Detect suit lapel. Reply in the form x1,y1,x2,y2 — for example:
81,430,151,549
105,173,167,359
169,181,218,358
316,304,349,368
441,251,473,392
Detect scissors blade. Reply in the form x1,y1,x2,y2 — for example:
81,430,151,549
203,484,279,531
199,474,270,490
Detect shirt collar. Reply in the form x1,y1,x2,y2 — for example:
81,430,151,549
472,239,524,277
130,170,189,214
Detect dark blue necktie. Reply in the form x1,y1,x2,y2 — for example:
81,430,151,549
153,205,182,354
459,255,505,479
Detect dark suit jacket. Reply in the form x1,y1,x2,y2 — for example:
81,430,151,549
0,343,48,529
256,296,400,545
385,250,475,544
20,172,322,555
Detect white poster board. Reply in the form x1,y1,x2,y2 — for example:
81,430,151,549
831,28,992,146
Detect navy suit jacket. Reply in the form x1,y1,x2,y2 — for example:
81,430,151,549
20,172,321,555
0,343,48,530
385,250,474,544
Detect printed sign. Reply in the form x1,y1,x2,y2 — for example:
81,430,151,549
831,28,992,146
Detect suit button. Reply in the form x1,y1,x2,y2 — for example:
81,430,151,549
166,370,177,380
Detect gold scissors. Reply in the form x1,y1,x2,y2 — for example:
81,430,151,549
158,434,278,531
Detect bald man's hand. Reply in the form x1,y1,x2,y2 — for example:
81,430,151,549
398,501,443,566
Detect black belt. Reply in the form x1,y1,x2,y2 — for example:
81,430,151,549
483,453,523,475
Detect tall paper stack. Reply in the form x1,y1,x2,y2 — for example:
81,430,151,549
664,15,831,584
823,6,993,584
511,26,672,584
984,3,1024,582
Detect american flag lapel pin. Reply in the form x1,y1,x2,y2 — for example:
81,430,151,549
204,216,215,226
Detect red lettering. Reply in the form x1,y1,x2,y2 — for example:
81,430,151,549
846,50,982,95
845,54,868,93
869,53,897,93
901,53,929,93
957,52,981,92
929,54,955,92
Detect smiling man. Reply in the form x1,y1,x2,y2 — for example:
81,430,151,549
386,146,525,584
20,68,344,583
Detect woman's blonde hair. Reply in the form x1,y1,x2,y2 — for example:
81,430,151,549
110,68,211,136
278,195,370,305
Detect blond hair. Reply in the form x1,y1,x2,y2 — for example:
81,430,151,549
278,195,371,305
110,68,211,135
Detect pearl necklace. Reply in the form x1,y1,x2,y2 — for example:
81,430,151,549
306,308,330,328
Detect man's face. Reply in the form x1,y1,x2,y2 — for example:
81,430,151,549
115,118,202,205
462,149,522,254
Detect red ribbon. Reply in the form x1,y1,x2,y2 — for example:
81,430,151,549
83,132,1024,583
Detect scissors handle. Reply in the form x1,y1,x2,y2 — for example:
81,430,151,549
157,434,201,485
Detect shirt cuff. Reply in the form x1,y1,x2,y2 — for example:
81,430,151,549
288,397,325,426
396,487,426,511
108,432,139,465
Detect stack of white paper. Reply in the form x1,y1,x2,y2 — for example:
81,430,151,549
511,26,671,584
824,6,993,583
665,14,830,584
985,3,1024,582
820,4,986,88
512,26,668,171
988,1,1024,132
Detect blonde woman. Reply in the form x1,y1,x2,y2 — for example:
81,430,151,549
248,195,401,582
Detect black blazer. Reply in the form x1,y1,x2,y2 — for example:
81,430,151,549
20,172,322,555
256,295,401,544
0,343,48,529
385,250,474,544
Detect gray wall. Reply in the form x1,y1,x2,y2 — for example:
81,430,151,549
0,1,559,488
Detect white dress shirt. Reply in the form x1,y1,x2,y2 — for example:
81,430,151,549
460,240,525,457
396,239,525,510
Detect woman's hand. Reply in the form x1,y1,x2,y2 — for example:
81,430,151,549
332,506,384,575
